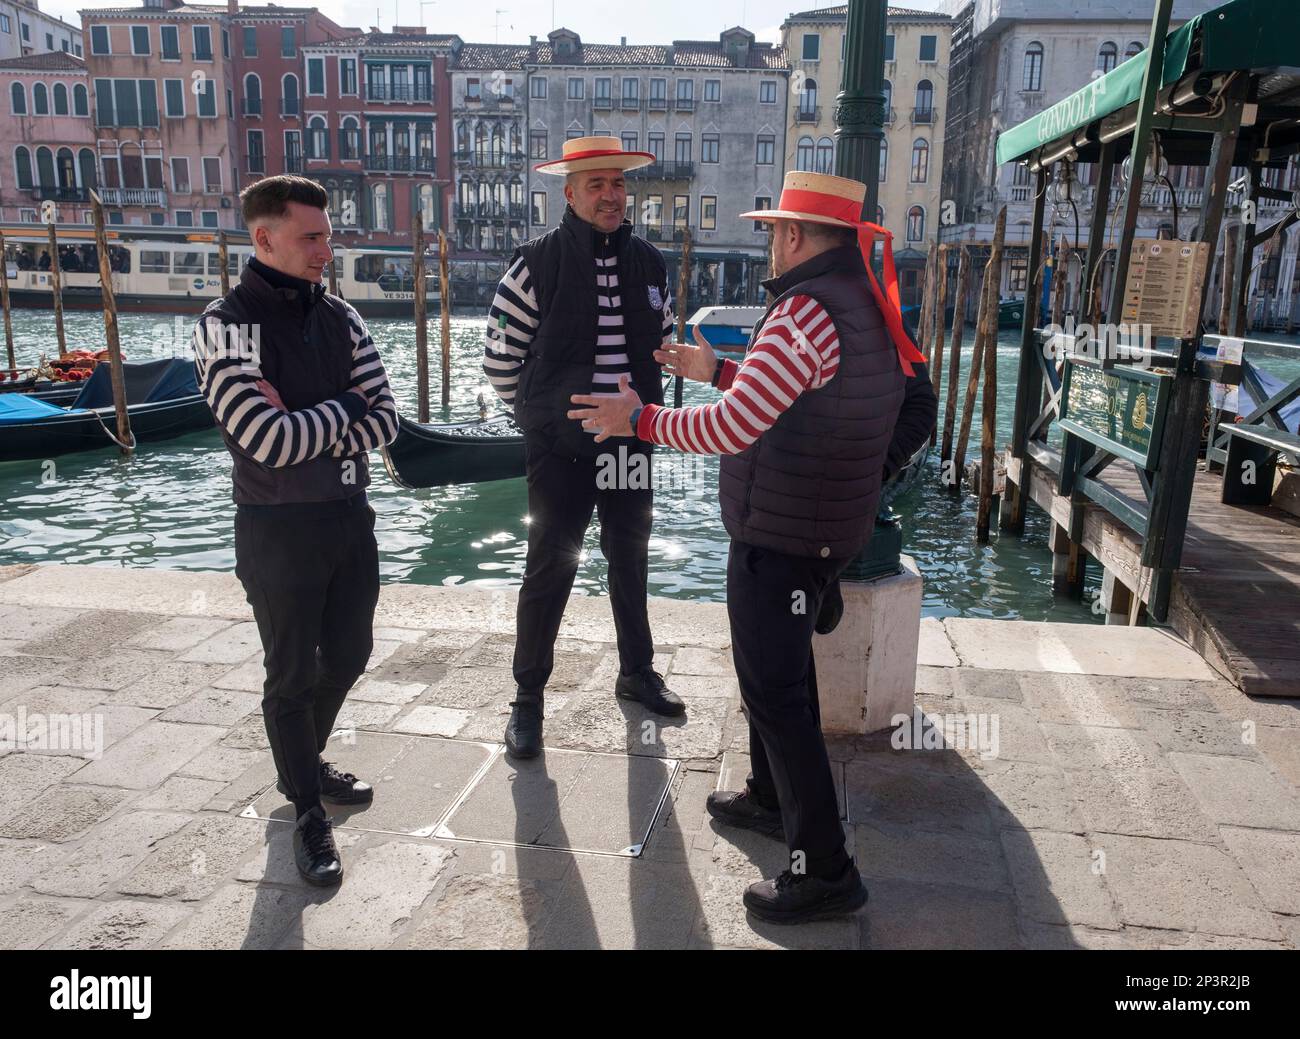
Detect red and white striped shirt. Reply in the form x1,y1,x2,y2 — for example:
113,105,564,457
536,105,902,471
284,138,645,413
636,294,841,454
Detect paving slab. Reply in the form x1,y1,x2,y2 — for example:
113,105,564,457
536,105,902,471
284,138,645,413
1166,752,1300,830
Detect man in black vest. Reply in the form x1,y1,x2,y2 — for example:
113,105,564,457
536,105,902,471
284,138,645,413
571,171,929,924
482,137,685,759
193,176,399,887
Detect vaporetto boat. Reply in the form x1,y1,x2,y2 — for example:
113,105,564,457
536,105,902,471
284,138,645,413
0,223,442,317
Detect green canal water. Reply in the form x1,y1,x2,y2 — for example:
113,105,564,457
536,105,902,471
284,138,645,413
4,309,1296,622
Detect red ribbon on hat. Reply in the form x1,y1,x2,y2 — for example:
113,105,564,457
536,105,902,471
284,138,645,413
777,188,927,377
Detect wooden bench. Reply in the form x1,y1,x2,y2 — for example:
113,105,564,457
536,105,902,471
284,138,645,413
1221,422,1300,505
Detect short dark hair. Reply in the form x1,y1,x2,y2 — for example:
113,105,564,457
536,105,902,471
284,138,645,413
239,175,328,225
796,220,858,249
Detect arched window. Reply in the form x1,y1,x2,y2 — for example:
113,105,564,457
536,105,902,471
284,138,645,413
371,182,388,231
509,176,523,206
879,137,888,182
281,73,299,115
73,84,88,116
1023,42,1043,92
56,147,75,189
53,83,68,115
882,79,892,120
11,83,26,115
796,135,814,171
907,205,924,242
1097,42,1118,74
340,116,359,159
308,116,327,159
14,147,33,190
815,137,834,174
1125,41,1143,59
910,138,929,182
78,147,96,190
876,205,884,226
35,146,55,189
490,125,505,164
799,77,817,118
33,83,48,115
244,73,261,115
914,79,933,122
474,123,489,163
456,120,469,152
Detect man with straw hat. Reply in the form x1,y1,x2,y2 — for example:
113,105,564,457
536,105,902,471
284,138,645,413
570,170,927,924
482,136,685,760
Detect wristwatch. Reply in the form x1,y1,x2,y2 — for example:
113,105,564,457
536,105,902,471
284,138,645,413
710,357,727,388
629,405,644,438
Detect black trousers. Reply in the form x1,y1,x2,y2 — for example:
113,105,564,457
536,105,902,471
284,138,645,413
512,435,654,694
727,539,852,881
234,494,379,818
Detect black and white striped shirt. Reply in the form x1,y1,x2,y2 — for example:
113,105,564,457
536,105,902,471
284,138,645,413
484,250,675,409
193,304,399,466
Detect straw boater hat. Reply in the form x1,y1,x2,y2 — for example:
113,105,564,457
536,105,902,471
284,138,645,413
533,135,655,176
740,170,869,228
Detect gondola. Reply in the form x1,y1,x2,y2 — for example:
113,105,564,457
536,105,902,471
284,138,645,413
381,412,526,489
0,358,213,463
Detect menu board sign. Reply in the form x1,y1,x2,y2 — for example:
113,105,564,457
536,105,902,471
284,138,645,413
1120,240,1209,340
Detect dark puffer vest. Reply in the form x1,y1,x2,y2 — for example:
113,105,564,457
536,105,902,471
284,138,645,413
719,245,905,559
513,205,667,458
204,261,365,505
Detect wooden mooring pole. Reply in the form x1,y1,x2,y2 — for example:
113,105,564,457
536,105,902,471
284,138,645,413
977,208,1007,542
218,231,230,296
940,245,971,472
0,232,15,371
89,190,132,456
930,244,949,417
413,206,429,422
438,229,451,411
674,228,692,409
47,218,66,355
918,240,938,363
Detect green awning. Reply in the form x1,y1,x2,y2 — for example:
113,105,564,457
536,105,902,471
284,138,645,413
995,0,1300,166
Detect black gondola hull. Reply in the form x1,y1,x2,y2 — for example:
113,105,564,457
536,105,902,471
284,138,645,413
0,395,214,463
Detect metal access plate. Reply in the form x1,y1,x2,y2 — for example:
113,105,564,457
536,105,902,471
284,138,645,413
241,730,496,838
435,748,678,857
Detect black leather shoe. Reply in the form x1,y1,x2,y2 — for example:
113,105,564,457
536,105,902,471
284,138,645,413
505,692,543,759
706,788,785,840
615,666,686,717
319,761,373,805
276,761,374,806
743,861,868,925
293,807,343,887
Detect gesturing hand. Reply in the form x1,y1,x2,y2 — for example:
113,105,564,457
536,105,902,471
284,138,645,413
567,374,643,443
653,325,717,383
256,379,287,411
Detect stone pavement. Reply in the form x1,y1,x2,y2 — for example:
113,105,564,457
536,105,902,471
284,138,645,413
0,561,1298,950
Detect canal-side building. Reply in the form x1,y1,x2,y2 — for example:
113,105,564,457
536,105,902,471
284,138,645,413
524,26,790,309
300,26,456,248
933,0,1300,328
780,4,952,306
0,51,95,225
1,1,83,61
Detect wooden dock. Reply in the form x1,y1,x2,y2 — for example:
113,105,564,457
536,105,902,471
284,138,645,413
1009,448,1300,698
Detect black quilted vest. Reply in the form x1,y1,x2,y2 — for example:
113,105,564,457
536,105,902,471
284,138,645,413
513,205,667,458
202,262,366,505
719,245,905,559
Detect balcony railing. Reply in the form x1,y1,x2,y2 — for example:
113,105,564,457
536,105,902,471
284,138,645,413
243,99,262,116
795,106,821,123
639,225,693,243
911,106,936,125
246,157,266,174
882,106,897,125
648,96,668,110
593,95,613,109
285,155,302,173
626,160,694,180
365,83,434,103
31,186,90,202
620,96,641,110
280,99,300,117
99,188,167,206
674,96,695,112
364,155,437,173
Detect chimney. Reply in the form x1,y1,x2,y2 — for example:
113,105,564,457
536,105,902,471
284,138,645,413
227,0,237,13
530,35,537,46
620,36,626,47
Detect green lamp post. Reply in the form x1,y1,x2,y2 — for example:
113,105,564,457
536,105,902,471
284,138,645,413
834,0,908,582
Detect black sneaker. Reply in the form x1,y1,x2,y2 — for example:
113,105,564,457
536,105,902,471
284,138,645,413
743,862,868,925
293,807,343,887
615,666,686,717
505,692,543,759
276,761,374,806
706,788,785,840
319,761,373,805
